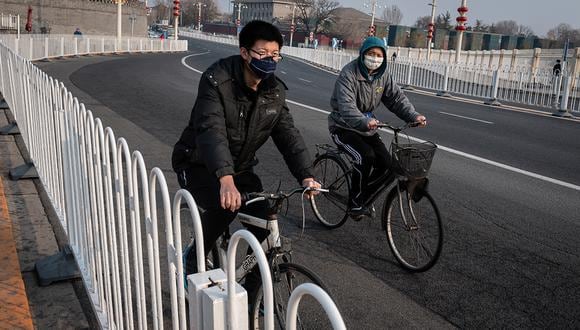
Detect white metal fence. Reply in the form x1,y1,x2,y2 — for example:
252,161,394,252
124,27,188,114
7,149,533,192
1,36,344,329
0,34,188,61
0,13,19,31
182,30,579,114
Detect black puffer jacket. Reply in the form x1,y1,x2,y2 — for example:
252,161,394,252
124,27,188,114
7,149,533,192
172,55,314,183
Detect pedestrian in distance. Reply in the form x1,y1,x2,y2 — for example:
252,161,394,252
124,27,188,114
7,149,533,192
391,51,397,62
553,59,562,76
327,36,426,219
172,20,320,300
73,27,82,36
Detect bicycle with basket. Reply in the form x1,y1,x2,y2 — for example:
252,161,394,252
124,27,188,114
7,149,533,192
310,122,443,272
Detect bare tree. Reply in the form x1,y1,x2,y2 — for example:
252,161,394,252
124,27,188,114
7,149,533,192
180,0,218,27
435,11,452,30
517,25,535,37
491,20,519,35
414,15,431,29
381,5,402,26
547,23,580,45
295,0,340,34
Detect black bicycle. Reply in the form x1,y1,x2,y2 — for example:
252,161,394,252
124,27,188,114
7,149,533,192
310,122,443,272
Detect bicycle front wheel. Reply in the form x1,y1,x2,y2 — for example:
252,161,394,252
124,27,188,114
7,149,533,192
250,262,333,330
310,154,350,229
382,183,443,272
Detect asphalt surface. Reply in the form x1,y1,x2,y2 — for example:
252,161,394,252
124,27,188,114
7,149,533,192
36,38,580,329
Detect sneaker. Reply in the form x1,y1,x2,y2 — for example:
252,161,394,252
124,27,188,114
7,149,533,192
348,206,371,220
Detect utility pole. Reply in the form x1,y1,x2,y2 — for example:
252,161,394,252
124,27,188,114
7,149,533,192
427,0,436,61
454,0,468,63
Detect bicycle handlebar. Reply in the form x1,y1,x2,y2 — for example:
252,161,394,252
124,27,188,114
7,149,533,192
376,121,422,132
242,187,329,206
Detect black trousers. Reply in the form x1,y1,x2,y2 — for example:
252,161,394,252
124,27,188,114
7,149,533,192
177,165,270,256
331,129,391,207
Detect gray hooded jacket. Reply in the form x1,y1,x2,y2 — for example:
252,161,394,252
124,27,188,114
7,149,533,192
329,38,419,136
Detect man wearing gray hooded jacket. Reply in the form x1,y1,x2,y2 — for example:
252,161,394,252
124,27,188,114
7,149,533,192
328,36,427,218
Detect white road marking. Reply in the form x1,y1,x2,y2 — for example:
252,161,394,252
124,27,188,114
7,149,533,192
181,51,210,73
182,60,580,192
280,71,287,74
439,111,494,124
298,78,312,83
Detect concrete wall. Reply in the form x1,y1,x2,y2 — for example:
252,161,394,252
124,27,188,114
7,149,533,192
0,0,148,37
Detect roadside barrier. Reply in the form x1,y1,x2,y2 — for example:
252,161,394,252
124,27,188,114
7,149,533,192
0,37,345,329
181,30,579,114
0,34,187,61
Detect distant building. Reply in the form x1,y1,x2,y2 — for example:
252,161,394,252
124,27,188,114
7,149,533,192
482,34,501,50
237,0,296,25
387,25,412,47
517,36,535,49
500,35,518,50
464,32,484,51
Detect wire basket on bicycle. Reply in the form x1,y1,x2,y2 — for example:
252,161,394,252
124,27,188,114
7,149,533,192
391,141,437,179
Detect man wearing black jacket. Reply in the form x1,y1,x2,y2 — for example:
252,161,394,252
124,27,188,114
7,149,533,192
172,21,319,278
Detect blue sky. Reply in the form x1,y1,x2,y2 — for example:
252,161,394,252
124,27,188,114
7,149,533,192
216,0,580,37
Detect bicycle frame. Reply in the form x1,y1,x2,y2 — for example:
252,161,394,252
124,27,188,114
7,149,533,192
214,211,287,282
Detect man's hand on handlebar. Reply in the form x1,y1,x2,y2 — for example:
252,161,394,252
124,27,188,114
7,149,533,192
302,178,322,199
219,175,242,212
368,118,380,130
415,115,427,127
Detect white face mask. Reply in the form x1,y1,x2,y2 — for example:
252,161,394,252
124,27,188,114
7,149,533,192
364,55,384,71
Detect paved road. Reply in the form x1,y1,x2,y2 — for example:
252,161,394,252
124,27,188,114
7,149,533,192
37,38,580,328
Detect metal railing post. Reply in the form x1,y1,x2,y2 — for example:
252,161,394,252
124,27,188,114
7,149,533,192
484,69,502,106
437,65,451,97
286,283,346,330
552,76,573,117
402,61,414,90
227,230,272,330
60,37,65,58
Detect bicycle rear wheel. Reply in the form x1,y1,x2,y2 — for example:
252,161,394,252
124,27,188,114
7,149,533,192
250,262,333,330
382,183,443,272
310,154,350,229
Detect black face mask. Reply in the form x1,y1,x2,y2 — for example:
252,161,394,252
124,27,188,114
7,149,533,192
248,56,277,79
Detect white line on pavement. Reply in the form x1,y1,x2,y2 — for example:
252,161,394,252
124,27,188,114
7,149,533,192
280,71,287,74
439,111,494,124
182,61,580,192
181,52,210,74
298,78,312,83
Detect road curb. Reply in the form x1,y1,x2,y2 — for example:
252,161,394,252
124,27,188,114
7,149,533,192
0,176,34,330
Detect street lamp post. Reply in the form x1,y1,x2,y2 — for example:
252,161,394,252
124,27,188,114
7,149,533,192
195,2,206,31
427,0,437,61
234,2,247,35
285,3,297,47
363,0,383,36
454,0,468,63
